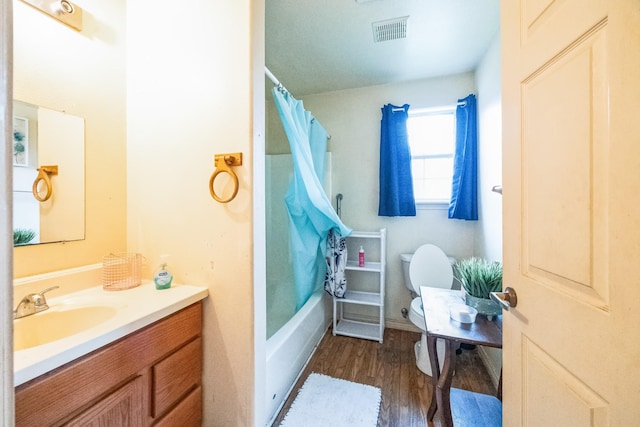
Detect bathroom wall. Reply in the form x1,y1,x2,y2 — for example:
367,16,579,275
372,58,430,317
272,73,478,330
14,0,258,424
475,31,503,388
127,1,256,425
476,32,503,263
12,0,127,277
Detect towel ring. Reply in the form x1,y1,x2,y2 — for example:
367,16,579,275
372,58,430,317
209,153,242,203
32,165,59,202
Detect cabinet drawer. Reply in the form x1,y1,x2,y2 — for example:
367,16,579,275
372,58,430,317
154,386,202,427
153,337,202,417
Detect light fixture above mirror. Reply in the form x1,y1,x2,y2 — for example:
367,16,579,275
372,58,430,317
19,0,83,31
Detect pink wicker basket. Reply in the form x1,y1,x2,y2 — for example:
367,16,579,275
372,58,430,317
102,252,142,291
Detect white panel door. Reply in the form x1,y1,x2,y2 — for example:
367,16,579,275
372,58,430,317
501,0,640,425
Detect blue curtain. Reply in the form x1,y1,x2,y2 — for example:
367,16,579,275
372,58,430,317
272,88,352,310
378,104,416,217
448,94,478,220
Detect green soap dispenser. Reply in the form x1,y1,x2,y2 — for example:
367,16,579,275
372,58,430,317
154,255,173,290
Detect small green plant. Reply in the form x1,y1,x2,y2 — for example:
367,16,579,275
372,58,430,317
14,140,25,154
455,257,502,299
13,228,36,246
14,131,25,154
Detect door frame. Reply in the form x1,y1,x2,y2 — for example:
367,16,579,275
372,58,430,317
1,0,15,423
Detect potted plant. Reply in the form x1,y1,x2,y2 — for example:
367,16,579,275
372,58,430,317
13,228,37,246
455,257,503,320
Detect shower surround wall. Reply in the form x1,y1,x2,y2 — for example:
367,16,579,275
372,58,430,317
265,153,332,338
265,154,296,338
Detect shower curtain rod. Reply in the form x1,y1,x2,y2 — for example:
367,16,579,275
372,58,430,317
265,66,332,139
265,66,286,92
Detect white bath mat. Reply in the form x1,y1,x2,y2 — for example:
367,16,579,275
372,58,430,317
279,373,381,427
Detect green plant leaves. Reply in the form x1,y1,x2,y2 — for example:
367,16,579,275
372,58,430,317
454,257,502,299
14,228,36,245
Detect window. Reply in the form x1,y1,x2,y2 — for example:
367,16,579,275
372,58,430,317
407,108,455,204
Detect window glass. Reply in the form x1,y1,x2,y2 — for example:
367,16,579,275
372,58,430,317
407,109,455,203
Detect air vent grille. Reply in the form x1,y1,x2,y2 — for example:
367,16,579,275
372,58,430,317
372,16,408,43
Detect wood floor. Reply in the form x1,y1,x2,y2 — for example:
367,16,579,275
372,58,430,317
271,327,498,427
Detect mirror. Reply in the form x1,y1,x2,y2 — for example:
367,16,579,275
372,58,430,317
13,99,85,246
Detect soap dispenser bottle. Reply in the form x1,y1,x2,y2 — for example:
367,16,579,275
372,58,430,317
154,255,173,290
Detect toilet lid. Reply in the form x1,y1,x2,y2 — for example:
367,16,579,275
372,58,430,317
408,244,454,294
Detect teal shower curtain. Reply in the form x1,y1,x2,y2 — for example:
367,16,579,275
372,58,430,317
272,88,352,310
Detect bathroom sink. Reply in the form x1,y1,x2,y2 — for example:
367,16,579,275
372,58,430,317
14,306,118,351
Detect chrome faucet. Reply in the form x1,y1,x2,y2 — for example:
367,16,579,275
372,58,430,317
13,286,60,319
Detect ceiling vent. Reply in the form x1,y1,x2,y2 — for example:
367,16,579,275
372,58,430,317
372,16,409,43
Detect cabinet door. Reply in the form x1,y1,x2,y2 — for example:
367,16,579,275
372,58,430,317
154,386,202,427
65,375,144,427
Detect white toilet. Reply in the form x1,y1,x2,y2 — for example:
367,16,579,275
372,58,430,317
401,244,455,376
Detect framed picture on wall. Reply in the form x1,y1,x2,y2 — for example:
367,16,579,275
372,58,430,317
13,116,28,167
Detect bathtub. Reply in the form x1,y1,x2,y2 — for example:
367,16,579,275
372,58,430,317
265,290,331,425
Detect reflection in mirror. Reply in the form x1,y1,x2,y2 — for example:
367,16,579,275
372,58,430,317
13,100,85,246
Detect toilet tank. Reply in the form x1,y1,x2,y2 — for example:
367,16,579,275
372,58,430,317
400,253,413,292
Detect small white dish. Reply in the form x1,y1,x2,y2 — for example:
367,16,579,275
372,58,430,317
449,303,478,324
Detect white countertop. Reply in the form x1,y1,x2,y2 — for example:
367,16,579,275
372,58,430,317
14,281,209,386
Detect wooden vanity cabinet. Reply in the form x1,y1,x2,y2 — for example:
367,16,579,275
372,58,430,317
15,301,203,427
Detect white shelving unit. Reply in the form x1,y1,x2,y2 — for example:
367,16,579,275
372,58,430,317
333,228,386,343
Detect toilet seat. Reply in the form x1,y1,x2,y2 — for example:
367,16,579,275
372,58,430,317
407,244,454,331
406,244,454,376
408,244,454,294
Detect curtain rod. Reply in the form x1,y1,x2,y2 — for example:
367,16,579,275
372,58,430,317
265,66,287,93
395,101,466,113
264,66,332,139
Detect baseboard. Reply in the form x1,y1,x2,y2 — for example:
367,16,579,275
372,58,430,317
386,318,421,333
477,345,502,389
